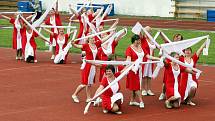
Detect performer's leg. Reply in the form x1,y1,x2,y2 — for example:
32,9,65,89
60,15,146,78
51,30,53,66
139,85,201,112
142,77,147,96
18,49,23,59
72,84,86,96
85,85,91,102
165,96,180,109
172,99,180,108
135,90,144,108
16,50,19,60
111,103,119,112
147,77,155,96
34,49,37,62
186,87,197,106
159,83,166,100
52,46,56,57
72,84,86,103
130,91,135,102
129,91,140,106
188,87,196,99
135,90,143,102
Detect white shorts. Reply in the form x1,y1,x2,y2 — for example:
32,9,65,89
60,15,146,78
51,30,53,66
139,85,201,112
143,61,153,78
111,93,123,108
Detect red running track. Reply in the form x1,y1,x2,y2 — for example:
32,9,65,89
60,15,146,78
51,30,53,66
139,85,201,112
0,48,215,121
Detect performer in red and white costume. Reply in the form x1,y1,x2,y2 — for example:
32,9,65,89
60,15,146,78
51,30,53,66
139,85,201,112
69,7,86,42
71,34,110,103
125,34,159,108
94,4,113,29
42,28,73,64
164,52,195,109
179,42,206,106
69,5,101,44
44,0,62,60
93,65,124,114
21,22,39,63
140,26,157,96
159,33,184,100
0,14,24,60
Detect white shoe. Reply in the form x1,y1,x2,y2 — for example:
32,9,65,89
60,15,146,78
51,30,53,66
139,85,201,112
187,101,196,106
147,90,155,96
19,57,23,60
115,111,122,115
139,102,144,108
103,109,108,114
142,90,147,96
51,55,55,60
159,93,165,100
72,95,79,103
129,101,140,106
16,56,19,60
34,60,38,63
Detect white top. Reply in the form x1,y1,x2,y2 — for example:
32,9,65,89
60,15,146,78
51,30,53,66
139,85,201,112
185,59,195,84
185,58,194,67
102,45,112,56
50,16,58,33
15,18,21,30
57,35,65,54
89,45,98,60
172,65,181,98
131,46,144,60
108,78,119,95
26,31,33,42
185,59,194,79
15,17,22,49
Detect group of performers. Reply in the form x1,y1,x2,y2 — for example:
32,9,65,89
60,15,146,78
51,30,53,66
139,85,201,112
0,0,209,115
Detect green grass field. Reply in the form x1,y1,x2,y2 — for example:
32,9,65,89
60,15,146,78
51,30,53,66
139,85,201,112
0,19,214,64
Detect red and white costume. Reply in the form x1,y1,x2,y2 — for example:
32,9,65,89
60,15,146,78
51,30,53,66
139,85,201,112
141,36,156,77
85,14,94,35
45,13,62,46
126,46,145,91
21,28,38,61
80,41,102,85
101,72,123,111
53,33,69,63
76,15,84,40
162,59,171,84
180,53,198,101
97,40,118,82
76,14,94,44
165,62,185,99
10,18,23,50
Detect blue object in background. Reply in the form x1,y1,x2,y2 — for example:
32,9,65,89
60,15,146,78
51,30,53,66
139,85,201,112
77,3,115,16
207,10,215,22
17,1,34,12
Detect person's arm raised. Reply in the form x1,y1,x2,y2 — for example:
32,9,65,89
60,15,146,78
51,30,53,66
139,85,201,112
71,41,83,49
0,14,11,21
196,41,206,57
